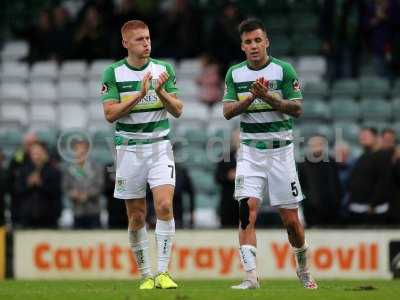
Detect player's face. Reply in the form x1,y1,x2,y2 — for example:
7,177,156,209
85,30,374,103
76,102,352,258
123,27,151,59
241,29,269,63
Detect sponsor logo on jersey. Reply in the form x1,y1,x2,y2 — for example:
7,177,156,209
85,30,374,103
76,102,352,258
101,83,108,95
292,79,301,92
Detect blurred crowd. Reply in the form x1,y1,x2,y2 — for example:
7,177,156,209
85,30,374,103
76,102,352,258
2,0,400,80
1,126,400,229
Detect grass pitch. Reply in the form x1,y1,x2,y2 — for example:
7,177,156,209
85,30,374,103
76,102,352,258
0,279,399,300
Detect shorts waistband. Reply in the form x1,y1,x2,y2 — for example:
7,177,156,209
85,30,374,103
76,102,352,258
241,139,292,149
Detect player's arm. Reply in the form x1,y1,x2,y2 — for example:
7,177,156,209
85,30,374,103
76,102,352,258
102,72,151,123
155,65,183,118
251,80,302,118
222,66,255,120
250,62,304,118
223,95,255,120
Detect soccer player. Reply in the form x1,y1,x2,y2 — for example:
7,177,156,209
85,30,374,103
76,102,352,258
101,20,183,289
223,18,318,290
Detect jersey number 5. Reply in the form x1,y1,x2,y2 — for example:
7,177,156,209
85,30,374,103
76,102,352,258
291,181,298,197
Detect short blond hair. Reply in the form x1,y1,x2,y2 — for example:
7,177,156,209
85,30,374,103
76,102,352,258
121,20,148,39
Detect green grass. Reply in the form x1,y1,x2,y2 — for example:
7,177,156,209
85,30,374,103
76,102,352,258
0,280,399,300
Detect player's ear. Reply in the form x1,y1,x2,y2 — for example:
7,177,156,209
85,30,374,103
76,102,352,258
265,35,270,49
122,38,128,49
241,41,245,52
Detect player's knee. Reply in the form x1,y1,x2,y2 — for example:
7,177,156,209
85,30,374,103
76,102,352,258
127,209,146,229
155,198,172,217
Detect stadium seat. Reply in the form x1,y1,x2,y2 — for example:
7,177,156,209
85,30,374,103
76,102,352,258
58,103,88,129
331,79,359,98
0,40,28,61
88,59,114,81
0,82,29,103
302,100,331,120
181,102,208,120
360,99,392,121
332,121,360,143
36,128,58,146
88,102,105,122
302,81,328,99
30,61,58,81
59,60,87,80
391,98,400,116
178,79,199,101
264,16,289,35
88,80,101,98
0,62,29,82
29,81,57,103
269,35,291,56
92,129,114,147
392,121,400,138
297,56,326,77
0,103,28,126
90,147,114,165
330,98,360,121
292,34,321,55
392,79,400,98
292,14,319,33
58,80,87,101
359,77,390,98
361,121,391,132
30,103,57,125
0,128,23,146
184,128,209,144
176,59,201,78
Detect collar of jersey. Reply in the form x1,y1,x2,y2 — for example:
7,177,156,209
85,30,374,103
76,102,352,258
124,58,150,71
247,55,272,71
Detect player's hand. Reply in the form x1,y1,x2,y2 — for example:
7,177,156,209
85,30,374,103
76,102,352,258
154,71,169,93
140,72,152,98
250,77,269,99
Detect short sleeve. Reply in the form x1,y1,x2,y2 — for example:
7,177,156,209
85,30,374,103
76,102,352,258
223,67,238,102
100,66,119,102
281,63,302,100
164,63,178,94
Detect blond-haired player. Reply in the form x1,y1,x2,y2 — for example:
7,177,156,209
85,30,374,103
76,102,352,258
101,20,183,289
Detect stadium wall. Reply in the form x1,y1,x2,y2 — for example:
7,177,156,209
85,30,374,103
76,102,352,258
13,230,400,279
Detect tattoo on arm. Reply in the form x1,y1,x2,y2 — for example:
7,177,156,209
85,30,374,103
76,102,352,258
262,93,303,118
223,95,255,120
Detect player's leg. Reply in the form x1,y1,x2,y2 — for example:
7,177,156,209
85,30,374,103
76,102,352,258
232,145,265,289
148,143,177,289
114,149,153,289
267,144,317,289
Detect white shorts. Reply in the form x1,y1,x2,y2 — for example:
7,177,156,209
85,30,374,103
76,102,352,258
114,141,175,199
234,143,303,207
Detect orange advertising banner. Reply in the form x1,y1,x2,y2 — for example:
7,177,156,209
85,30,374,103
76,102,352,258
14,230,400,279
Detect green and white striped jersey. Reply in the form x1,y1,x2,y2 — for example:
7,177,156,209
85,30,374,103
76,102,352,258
223,56,302,149
101,58,178,149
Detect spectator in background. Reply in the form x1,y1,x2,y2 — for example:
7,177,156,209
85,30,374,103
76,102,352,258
320,0,365,79
104,163,128,229
49,5,73,63
16,142,61,228
0,149,5,227
208,1,243,75
155,0,202,59
63,139,104,229
7,132,38,228
362,0,400,78
173,163,195,228
196,54,223,107
24,9,53,63
72,5,110,62
298,136,343,227
346,127,384,224
215,130,240,228
334,141,355,192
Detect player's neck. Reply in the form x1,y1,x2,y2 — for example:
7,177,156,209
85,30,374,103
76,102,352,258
126,56,149,70
247,55,270,70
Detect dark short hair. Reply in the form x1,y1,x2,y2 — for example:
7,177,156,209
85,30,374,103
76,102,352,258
382,128,396,136
238,18,266,36
361,127,378,136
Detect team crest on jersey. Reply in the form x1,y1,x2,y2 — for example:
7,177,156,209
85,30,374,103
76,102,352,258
292,79,301,92
101,83,108,95
268,80,278,90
